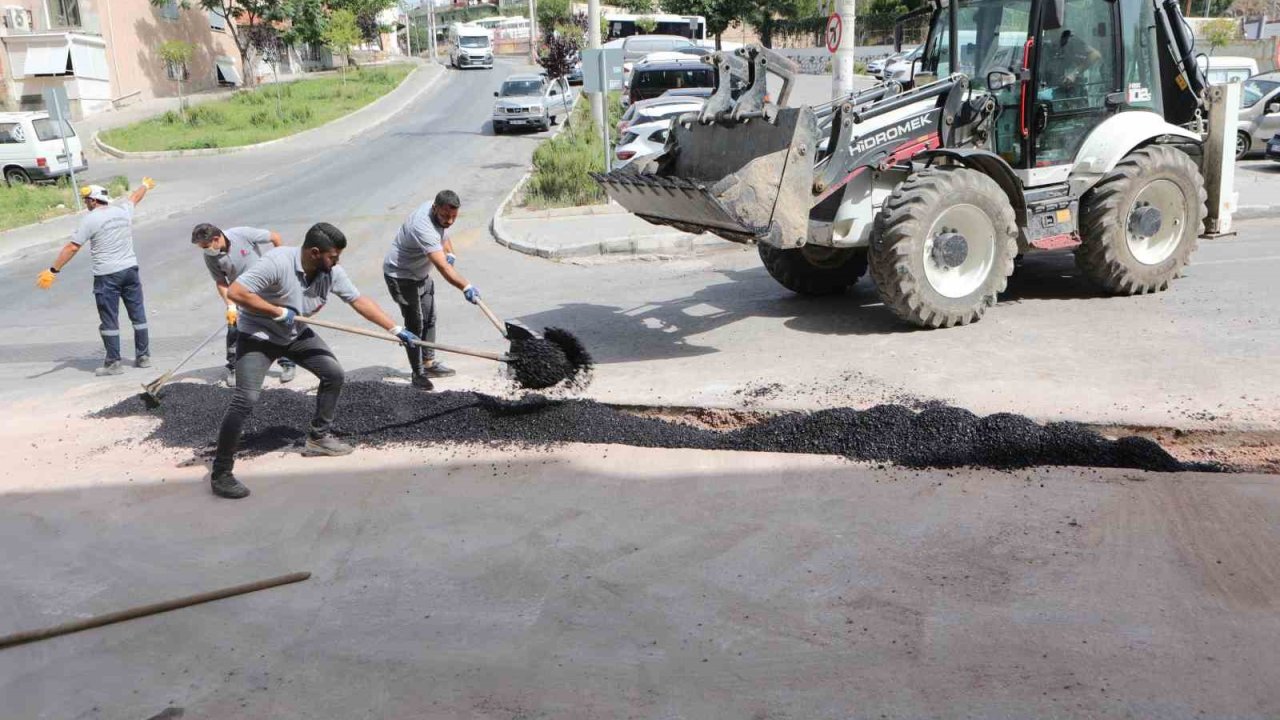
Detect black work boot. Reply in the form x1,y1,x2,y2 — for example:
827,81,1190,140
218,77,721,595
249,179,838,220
211,472,250,499
410,372,435,390
303,434,354,457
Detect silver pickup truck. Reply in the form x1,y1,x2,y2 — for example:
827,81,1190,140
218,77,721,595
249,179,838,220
492,74,573,134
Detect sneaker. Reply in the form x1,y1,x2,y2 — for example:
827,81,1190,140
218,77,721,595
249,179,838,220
302,435,354,457
95,361,123,377
211,472,250,499
223,368,236,388
411,373,435,391
279,364,296,384
135,355,152,369
421,361,456,378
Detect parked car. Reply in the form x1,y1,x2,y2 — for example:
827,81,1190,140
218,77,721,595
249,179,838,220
0,111,87,186
614,119,672,169
567,58,583,85
867,52,901,79
617,91,707,135
1236,71,1280,158
1266,131,1280,160
621,34,701,65
883,45,922,85
627,60,716,106
492,74,572,133
1197,55,1258,86
449,24,494,69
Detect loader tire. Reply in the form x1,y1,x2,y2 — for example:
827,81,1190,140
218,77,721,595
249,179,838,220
868,166,1017,329
758,244,867,296
1076,145,1206,295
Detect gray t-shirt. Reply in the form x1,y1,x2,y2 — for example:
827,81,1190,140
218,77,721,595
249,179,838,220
235,246,362,345
203,227,275,285
72,200,136,277
383,203,445,281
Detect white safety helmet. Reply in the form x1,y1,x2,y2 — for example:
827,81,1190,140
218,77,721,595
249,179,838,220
80,184,109,203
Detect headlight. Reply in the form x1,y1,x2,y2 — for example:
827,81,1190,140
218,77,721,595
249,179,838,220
530,105,544,115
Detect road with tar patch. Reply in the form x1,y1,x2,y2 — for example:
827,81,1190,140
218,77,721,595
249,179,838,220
0,60,1278,718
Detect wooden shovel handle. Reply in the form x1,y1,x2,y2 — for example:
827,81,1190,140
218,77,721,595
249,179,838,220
295,316,508,363
475,299,508,338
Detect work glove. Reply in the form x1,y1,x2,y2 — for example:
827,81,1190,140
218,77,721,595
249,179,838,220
391,325,421,348
446,252,457,266
226,303,238,326
36,268,57,290
275,306,297,327
463,285,481,304
141,176,156,190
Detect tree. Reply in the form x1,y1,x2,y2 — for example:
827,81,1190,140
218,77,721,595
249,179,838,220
246,24,285,117
325,8,362,84
152,0,287,87
636,16,657,33
157,40,194,121
1203,17,1239,52
328,0,397,47
662,0,750,48
617,0,656,11
537,0,572,34
540,25,582,79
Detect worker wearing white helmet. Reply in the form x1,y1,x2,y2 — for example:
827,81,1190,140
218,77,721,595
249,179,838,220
36,177,156,376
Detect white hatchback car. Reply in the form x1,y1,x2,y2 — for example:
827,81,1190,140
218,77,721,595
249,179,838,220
613,119,671,169
0,111,87,185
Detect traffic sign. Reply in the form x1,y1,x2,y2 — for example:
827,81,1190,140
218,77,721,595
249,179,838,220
825,13,843,55
582,48,624,93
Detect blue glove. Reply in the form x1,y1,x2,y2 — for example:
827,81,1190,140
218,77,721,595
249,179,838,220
275,306,297,327
463,285,481,304
446,252,456,266
392,325,421,347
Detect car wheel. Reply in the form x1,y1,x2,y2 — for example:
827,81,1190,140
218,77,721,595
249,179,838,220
4,166,30,186
1236,131,1250,161
493,122,504,135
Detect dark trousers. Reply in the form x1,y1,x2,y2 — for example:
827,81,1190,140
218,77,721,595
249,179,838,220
384,275,437,375
212,328,344,476
92,266,149,363
226,324,295,372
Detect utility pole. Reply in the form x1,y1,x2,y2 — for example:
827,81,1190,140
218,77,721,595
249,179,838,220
528,0,538,64
427,0,437,62
589,0,603,134
831,0,856,99
404,2,413,57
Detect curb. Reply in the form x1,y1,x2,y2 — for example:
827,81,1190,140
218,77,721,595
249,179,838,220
1234,204,1280,220
94,62,441,160
504,203,626,220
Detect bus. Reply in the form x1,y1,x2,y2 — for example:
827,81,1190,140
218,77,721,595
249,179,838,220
604,13,708,46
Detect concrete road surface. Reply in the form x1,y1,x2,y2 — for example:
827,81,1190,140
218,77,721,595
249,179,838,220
0,58,1278,719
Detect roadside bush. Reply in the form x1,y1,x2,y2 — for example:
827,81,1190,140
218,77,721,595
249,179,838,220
524,96,621,208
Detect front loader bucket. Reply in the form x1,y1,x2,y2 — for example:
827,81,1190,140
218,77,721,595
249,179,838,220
593,106,818,248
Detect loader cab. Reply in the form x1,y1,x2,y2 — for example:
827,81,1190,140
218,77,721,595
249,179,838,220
916,0,1162,184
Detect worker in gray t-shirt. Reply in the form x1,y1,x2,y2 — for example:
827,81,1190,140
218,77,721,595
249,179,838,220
36,177,156,376
382,189,482,390
209,222,421,500
190,223,296,386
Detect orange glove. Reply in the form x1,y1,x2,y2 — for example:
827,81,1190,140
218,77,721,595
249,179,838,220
36,268,56,289
142,176,156,190
226,304,238,326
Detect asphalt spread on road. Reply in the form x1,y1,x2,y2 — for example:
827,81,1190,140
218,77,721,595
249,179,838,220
95,381,1198,472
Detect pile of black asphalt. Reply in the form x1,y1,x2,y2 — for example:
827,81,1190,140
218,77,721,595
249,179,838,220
96,381,1198,473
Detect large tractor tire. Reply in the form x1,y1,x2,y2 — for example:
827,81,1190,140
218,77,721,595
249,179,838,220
868,165,1018,328
758,244,867,296
1076,145,1207,295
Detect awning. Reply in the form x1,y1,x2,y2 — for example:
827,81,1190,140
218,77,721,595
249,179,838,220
215,58,241,86
23,44,71,76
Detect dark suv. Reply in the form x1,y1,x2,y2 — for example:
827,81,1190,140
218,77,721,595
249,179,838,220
628,61,716,106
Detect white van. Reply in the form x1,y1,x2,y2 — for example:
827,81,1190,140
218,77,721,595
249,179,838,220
0,112,86,186
1198,55,1259,85
450,24,494,69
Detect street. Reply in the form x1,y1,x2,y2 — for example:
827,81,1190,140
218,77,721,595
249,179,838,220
1,59,1278,718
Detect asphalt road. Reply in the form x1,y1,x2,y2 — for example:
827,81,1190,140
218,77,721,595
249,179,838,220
1,60,1279,719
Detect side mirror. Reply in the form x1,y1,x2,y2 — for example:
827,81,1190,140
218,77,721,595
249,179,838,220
493,91,499,97
1268,102,1280,114
987,69,1018,92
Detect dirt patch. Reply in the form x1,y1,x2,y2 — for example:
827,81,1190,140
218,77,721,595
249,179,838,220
1094,426,1280,475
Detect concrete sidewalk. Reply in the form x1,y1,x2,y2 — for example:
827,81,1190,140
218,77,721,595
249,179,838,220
0,61,444,267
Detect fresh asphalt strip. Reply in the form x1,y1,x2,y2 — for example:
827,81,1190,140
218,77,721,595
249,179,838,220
94,382,1201,472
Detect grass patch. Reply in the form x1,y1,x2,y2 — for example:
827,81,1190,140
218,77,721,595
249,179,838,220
523,93,624,210
0,175,129,232
100,65,413,152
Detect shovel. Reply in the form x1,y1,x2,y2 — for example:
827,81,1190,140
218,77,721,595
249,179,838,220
140,323,228,408
295,316,510,363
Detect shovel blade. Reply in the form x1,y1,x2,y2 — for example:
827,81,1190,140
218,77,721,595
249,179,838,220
504,321,538,341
